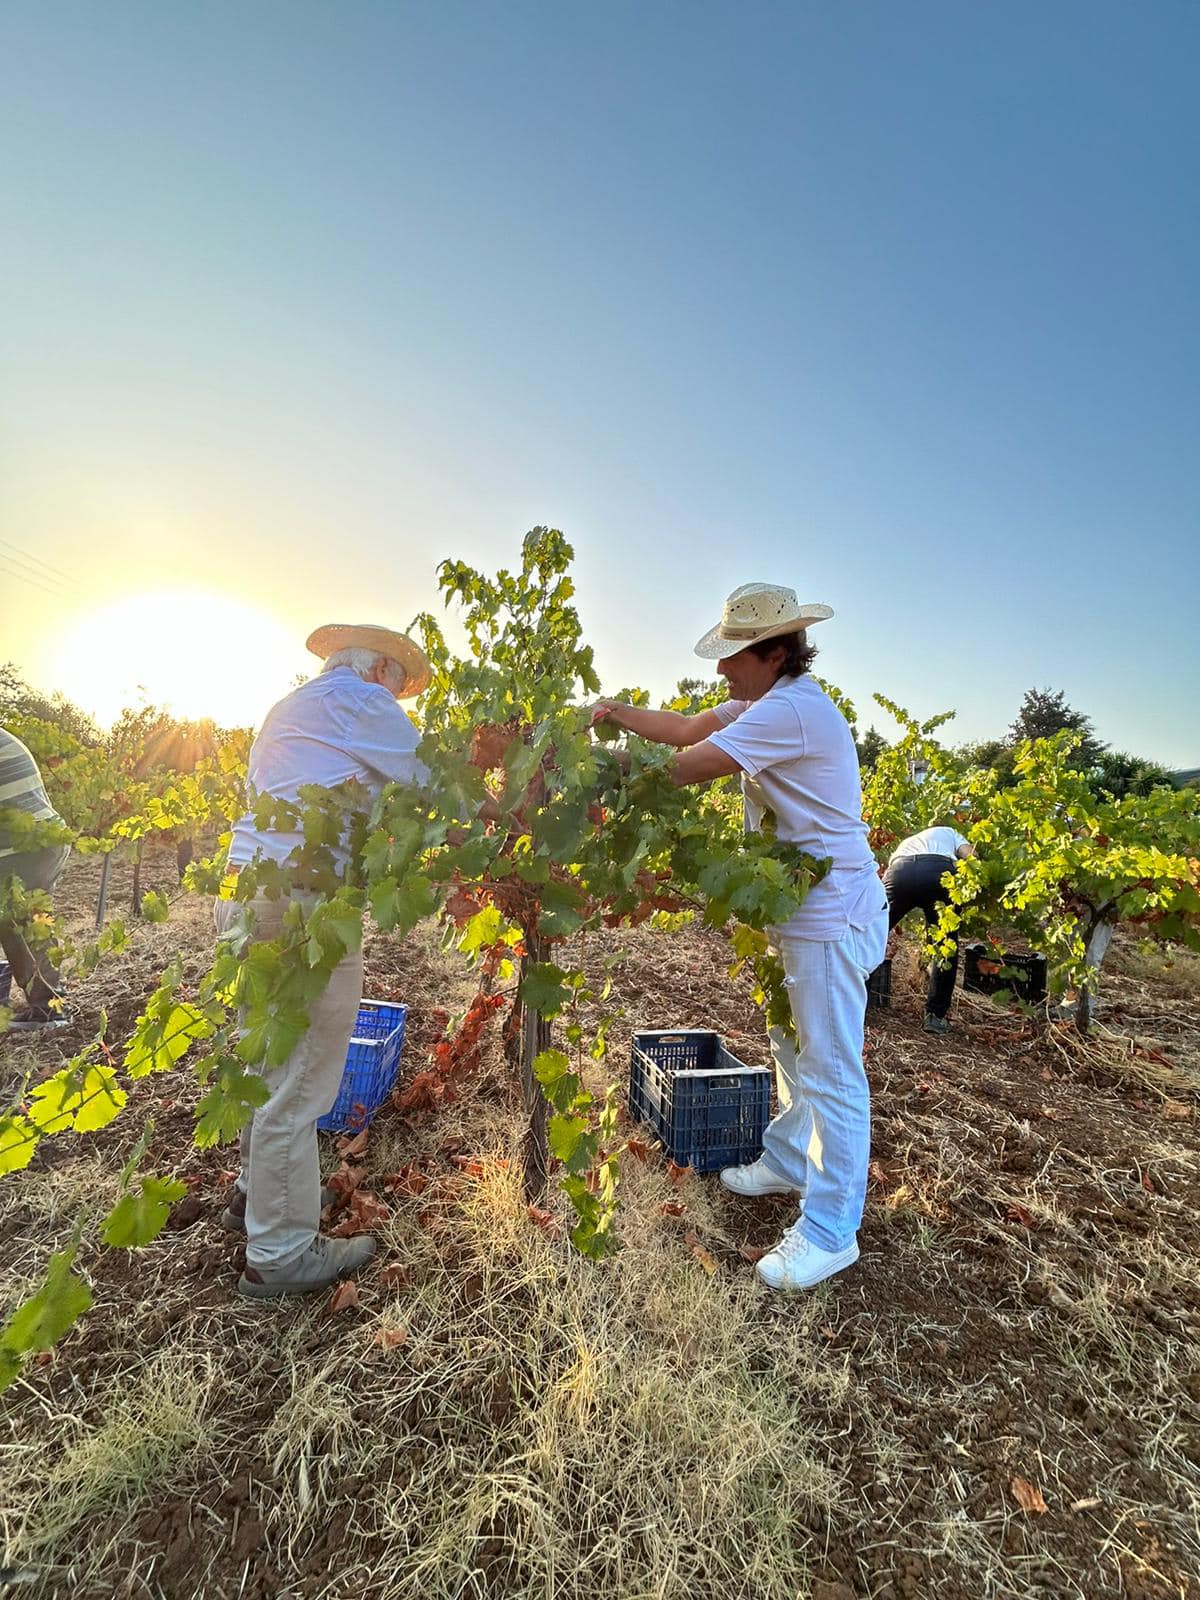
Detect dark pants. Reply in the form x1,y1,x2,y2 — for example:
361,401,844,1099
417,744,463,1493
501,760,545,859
883,854,959,1019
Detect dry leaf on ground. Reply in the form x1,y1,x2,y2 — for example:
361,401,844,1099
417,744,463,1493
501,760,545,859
337,1129,370,1159
1010,1476,1048,1514
527,1203,563,1236
327,1279,360,1314
370,1326,408,1351
684,1230,718,1274
378,1263,412,1290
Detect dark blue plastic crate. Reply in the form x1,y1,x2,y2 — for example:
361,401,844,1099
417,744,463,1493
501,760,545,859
0,961,11,1007
629,1029,771,1173
318,1000,408,1133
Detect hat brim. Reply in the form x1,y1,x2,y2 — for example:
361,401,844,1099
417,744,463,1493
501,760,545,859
306,624,432,698
693,605,833,660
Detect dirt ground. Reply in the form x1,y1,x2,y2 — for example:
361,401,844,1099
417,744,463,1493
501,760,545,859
2,841,1198,1600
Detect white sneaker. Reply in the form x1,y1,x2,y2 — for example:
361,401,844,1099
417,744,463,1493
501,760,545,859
719,1156,802,1198
754,1224,859,1291
237,1234,376,1299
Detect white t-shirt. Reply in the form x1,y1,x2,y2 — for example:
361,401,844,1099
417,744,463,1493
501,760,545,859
888,826,969,866
707,676,887,939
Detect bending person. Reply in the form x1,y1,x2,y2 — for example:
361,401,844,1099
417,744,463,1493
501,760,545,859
219,623,432,1300
883,823,974,1036
593,583,887,1292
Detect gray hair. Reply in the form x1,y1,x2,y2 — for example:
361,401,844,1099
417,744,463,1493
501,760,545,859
323,647,382,679
322,647,407,687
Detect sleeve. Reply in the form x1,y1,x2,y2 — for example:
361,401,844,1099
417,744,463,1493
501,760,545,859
951,829,970,854
352,695,432,788
707,695,804,776
711,698,749,729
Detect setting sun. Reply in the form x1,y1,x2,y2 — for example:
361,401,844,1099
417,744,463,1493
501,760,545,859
53,589,311,729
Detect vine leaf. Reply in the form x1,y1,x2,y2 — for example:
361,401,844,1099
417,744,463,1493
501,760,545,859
0,1243,93,1392
101,1175,189,1247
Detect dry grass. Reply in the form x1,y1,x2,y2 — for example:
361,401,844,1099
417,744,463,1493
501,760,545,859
1,867,1198,1599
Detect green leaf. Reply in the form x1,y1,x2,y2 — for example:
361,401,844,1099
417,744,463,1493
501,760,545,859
548,1113,597,1174
27,1061,127,1134
194,1059,271,1147
370,874,437,933
140,889,171,923
0,1244,93,1390
0,1114,39,1175
519,961,572,1018
533,1049,581,1113
101,1175,188,1247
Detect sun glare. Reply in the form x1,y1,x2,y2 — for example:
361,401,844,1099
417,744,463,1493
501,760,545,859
54,590,310,730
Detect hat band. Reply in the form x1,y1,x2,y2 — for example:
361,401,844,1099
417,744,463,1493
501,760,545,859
720,621,790,639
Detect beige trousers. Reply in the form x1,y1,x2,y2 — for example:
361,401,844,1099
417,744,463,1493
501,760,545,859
213,894,363,1268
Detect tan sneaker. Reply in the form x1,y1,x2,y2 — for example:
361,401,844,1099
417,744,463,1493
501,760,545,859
237,1234,375,1299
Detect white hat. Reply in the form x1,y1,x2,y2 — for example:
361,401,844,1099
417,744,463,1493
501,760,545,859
693,583,833,660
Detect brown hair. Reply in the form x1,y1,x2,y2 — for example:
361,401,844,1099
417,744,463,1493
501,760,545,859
745,629,817,680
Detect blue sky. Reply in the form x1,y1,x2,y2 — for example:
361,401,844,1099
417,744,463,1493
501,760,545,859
2,1,1197,760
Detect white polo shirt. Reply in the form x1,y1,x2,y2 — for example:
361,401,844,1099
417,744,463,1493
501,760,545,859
228,667,430,872
707,675,886,939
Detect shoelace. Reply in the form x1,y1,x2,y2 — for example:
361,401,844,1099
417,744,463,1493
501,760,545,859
773,1226,811,1261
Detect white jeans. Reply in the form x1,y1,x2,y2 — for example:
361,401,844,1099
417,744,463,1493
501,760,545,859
760,913,888,1254
214,895,363,1269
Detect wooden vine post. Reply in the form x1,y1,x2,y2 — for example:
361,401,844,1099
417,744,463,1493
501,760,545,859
518,931,551,1203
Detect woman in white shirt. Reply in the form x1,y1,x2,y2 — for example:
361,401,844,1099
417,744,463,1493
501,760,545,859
592,583,888,1292
883,825,975,1035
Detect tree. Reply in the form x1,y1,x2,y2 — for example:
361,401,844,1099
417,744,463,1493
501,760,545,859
1089,750,1174,800
856,726,888,771
1009,688,1104,769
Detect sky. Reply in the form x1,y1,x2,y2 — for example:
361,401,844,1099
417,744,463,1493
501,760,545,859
2,1,1197,760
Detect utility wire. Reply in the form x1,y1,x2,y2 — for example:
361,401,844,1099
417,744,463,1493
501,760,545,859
0,537,88,594
2,550,78,601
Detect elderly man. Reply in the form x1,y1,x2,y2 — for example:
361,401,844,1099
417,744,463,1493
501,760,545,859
593,583,887,1291
0,728,73,1032
218,622,431,1299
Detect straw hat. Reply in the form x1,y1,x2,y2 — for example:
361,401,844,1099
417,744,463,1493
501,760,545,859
305,623,431,699
693,583,834,659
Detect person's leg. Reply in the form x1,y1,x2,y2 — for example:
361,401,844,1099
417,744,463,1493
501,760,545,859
912,859,958,1020
243,941,364,1269
762,926,876,1253
754,910,887,1288
0,847,70,1010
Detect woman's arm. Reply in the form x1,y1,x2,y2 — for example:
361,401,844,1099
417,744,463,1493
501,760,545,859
590,701,725,747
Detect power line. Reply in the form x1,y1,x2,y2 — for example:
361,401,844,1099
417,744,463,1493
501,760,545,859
2,563,71,601
2,548,79,600
0,537,87,593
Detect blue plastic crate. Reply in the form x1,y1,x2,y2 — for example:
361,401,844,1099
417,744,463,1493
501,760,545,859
0,962,11,1007
629,1029,771,1173
318,1000,408,1134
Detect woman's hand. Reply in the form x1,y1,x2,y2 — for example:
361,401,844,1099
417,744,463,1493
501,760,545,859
588,699,626,728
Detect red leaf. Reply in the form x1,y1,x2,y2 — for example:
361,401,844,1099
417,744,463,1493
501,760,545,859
370,1326,408,1351
326,1164,366,1201
382,1164,429,1197
660,1200,687,1218
378,1263,412,1291
868,1160,889,1189
1006,1203,1037,1228
624,1137,652,1163
450,1156,486,1177
527,1203,563,1237
1010,1476,1048,1514
337,1129,370,1159
327,1279,360,1314
1141,1172,1155,1193
666,1161,693,1185
738,1242,767,1263
684,1230,718,1275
